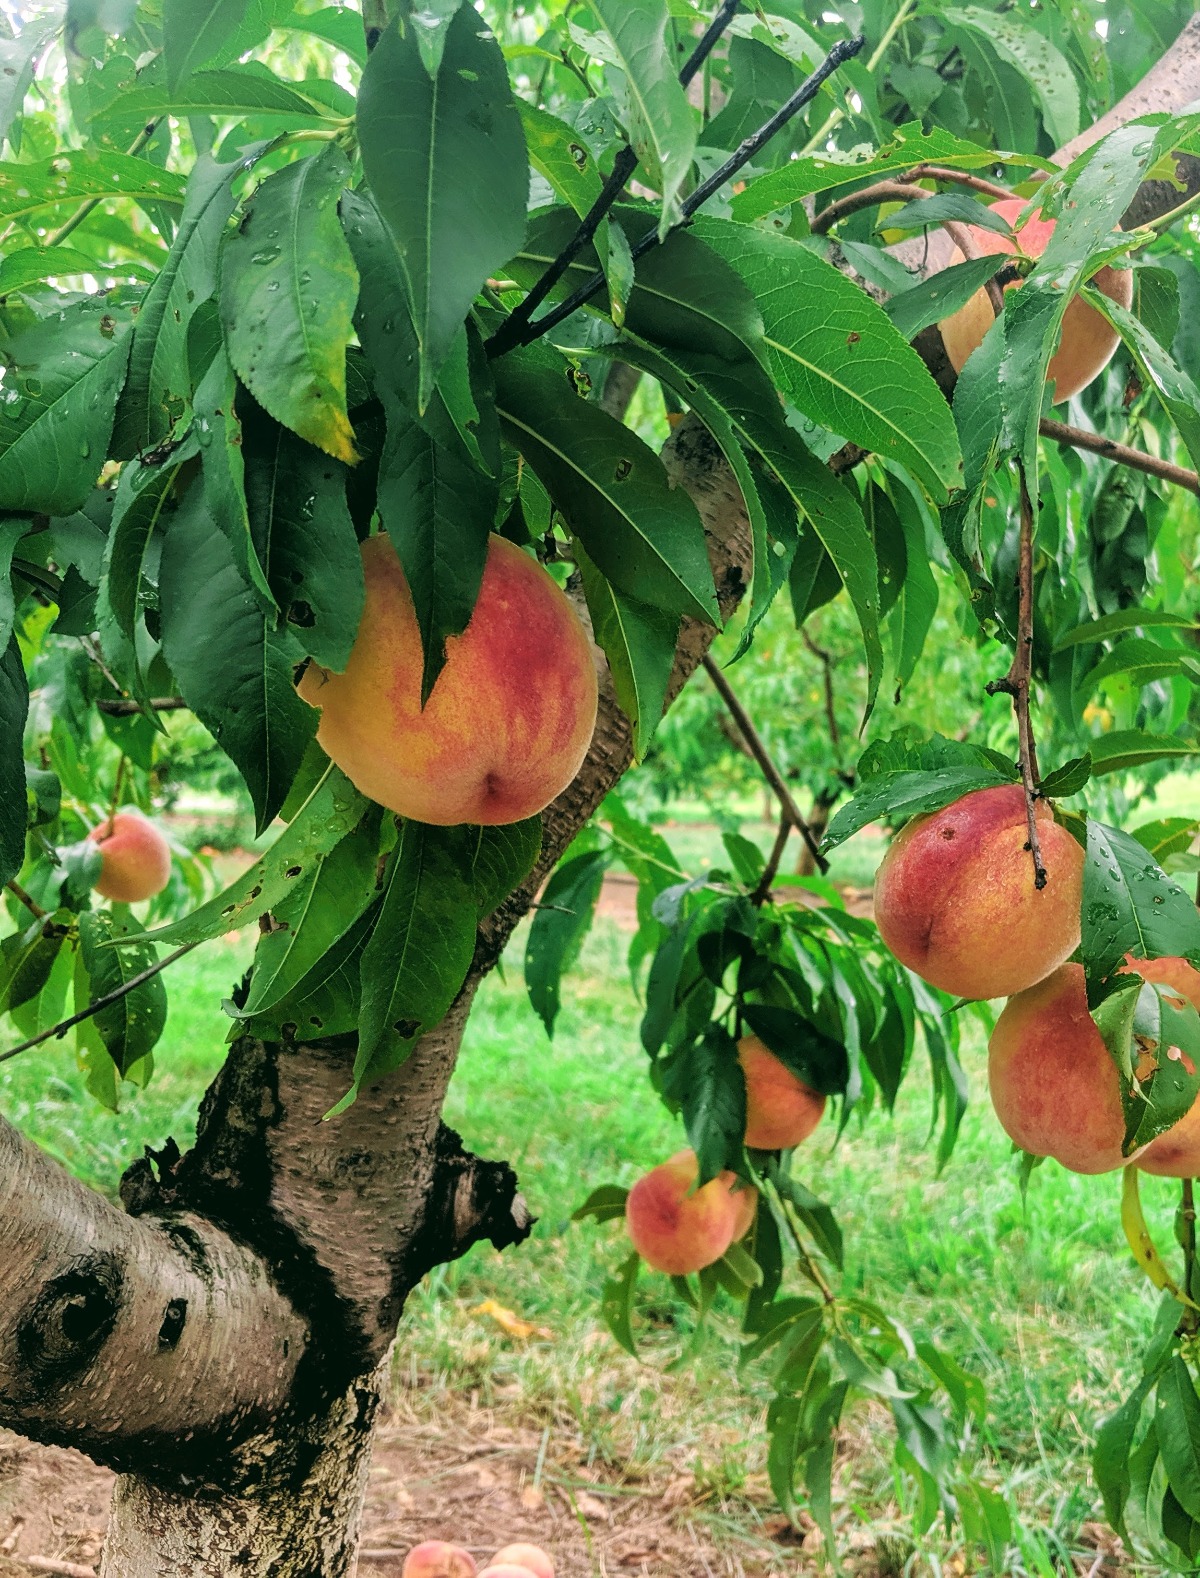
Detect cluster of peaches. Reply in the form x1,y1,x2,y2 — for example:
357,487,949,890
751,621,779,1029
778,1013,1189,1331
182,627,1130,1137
624,1034,825,1275
402,1539,552,1578
874,784,1200,1177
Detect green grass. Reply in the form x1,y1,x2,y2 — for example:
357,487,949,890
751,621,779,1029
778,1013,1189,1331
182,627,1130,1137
0,915,1180,1572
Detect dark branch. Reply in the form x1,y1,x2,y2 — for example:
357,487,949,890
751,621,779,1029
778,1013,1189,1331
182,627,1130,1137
752,812,792,906
701,653,830,875
485,0,744,358
492,34,866,355
6,880,47,921
902,164,1013,201
1038,417,1200,495
97,696,188,717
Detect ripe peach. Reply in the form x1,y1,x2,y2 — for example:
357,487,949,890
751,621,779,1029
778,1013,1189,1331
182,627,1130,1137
401,1543,476,1578
873,783,1083,1001
937,197,1132,402
1125,957,1200,1178
723,1174,758,1241
490,1548,553,1578
298,533,598,826
87,811,172,903
988,964,1129,1174
738,1033,825,1149
625,1150,740,1275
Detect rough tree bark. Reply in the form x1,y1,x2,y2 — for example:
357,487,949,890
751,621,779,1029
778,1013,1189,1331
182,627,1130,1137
1,21,1197,1575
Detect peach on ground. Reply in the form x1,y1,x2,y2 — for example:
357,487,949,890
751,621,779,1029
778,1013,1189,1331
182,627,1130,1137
738,1033,825,1149
1124,956,1200,1178
298,533,598,826
401,1543,477,1578
87,811,172,903
490,1547,553,1578
988,963,1129,1174
937,198,1133,402
478,1568,541,1578
625,1149,739,1275
873,783,1084,1001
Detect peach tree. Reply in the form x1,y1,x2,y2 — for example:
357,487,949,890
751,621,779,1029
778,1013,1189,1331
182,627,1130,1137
3,0,1200,1571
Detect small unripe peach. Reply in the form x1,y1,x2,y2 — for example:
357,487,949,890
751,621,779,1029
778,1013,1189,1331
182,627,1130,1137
988,964,1129,1174
874,784,1083,1001
87,811,172,903
937,198,1132,402
1125,957,1200,1178
738,1034,825,1149
402,1543,476,1578
490,1548,553,1578
625,1150,739,1275
298,533,598,826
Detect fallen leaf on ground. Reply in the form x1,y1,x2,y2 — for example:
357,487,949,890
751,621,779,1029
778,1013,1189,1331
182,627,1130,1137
471,1300,553,1341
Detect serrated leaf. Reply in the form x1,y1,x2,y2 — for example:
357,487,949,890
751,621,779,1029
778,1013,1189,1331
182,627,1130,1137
163,0,246,87
0,298,133,514
134,763,367,946
493,347,718,623
693,217,962,502
0,150,185,224
220,143,359,462
77,908,166,1074
92,68,340,121
1038,754,1092,798
158,481,317,832
1088,730,1200,776
1084,635,1184,694
591,0,695,230
468,818,542,920
357,8,527,408
1054,608,1197,650
242,399,365,672
885,256,1008,343
575,537,676,760
525,847,608,1036
944,7,1080,144
1081,821,1200,989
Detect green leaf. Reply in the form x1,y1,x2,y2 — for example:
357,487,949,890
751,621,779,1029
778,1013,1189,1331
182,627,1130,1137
0,151,185,224
0,14,60,152
113,151,245,456
493,347,718,624
944,6,1080,144
693,218,962,502
525,848,608,1036
822,765,1012,851
884,257,1007,343
1,911,69,1017
135,763,367,945
1083,636,1184,695
0,247,113,294
1054,608,1197,650
241,903,376,1043
376,410,492,703
192,349,274,610
0,298,133,514
601,1250,642,1357
92,68,340,122
575,537,677,761
77,909,166,1074
220,143,359,463
0,639,29,888
1157,1357,1200,1523
888,485,938,689
241,400,365,672
1086,286,1200,476
163,0,247,88
1118,984,1200,1152
278,6,367,66
236,814,379,1019
355,819,481,1070
1039,754,1092,798
158,481,318,832
1088,730,1200,776
572,1183,630,1224
662,1024,746,1183
1081,821,1200,989
731,121,1026,222
468,818,542,920
590,0,696,230
1132,818,1200,864
357,8,527,408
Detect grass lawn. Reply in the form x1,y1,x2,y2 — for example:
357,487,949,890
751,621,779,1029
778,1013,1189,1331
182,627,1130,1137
0,901,1179,1575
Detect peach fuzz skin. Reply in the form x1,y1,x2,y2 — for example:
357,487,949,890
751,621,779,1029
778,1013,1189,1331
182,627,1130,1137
873,783,1084,1001
298,533,599,826
490,1547,553,1578
479,1567,543,1578
87,811,172,904
988,964,1133,1175
938,198,1132,403
401,1543,477,1578
1124,957,1200,1177
738,1033,825,1150
625,1149,740,1275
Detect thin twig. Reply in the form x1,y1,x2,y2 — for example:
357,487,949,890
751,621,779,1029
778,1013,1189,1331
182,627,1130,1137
105,755,127,831
801,629,840,752
41,120,161,250
97,696,187,716
485,0,743,358
1183,1178,1198,1332
1038,417,1200,495
985,467,1045,889
903,163,1013,201
701,654,829,875
499,36,866,352
5,880,47,920
799,0,916,155
752,812,792,905
17,1559,96,1578
0,941,199,1065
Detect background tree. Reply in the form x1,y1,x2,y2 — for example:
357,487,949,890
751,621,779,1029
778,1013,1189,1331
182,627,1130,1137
3,1,1200,1574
